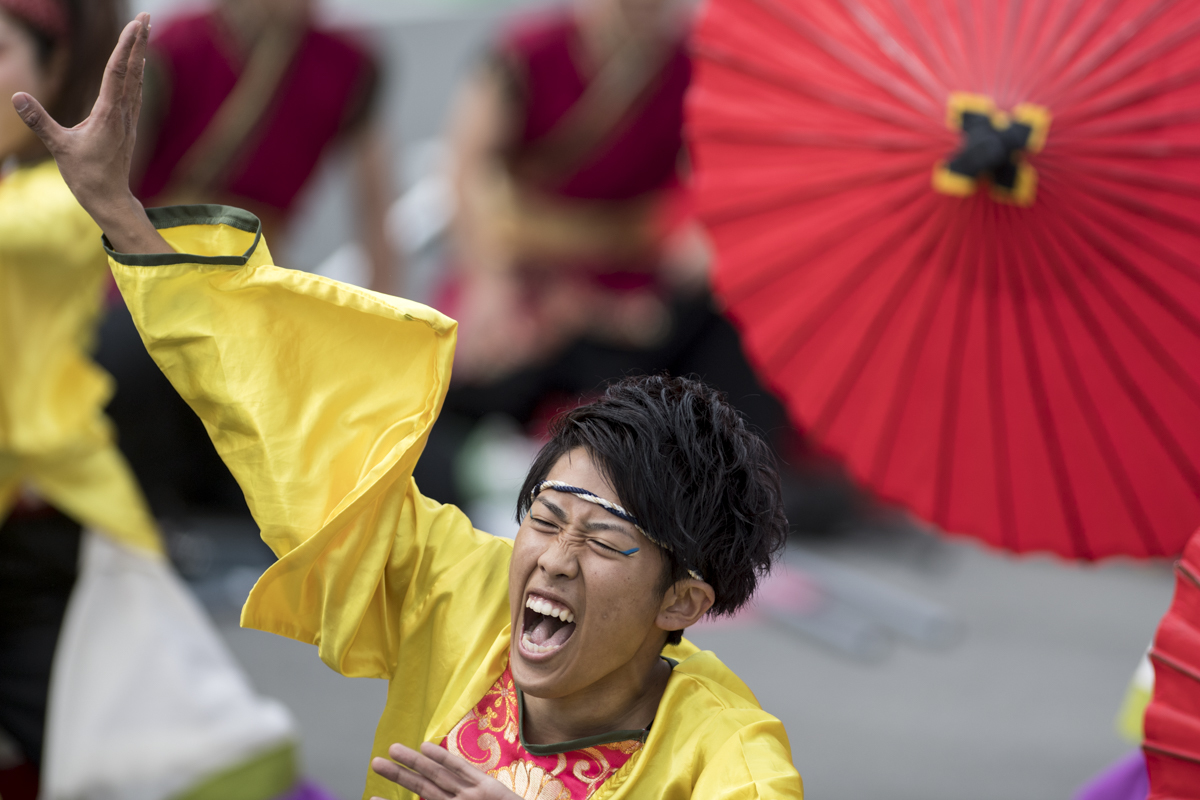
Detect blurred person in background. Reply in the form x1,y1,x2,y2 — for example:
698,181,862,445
98,0,401,521
0,0,158,789
1,9,312,799
424,0,814,515
445,0,696,380
134,0,398,294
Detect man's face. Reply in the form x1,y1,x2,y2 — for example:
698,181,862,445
508,449,670,699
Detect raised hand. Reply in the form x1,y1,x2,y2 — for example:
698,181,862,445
370,742,523,800
11,12,170,254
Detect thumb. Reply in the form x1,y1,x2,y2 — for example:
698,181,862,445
12,92,64,151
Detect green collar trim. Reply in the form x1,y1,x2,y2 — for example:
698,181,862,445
103,204,263,267
515,656,677,756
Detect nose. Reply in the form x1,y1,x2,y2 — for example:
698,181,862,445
536,531,581,579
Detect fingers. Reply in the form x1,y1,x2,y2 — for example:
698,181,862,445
96,18,143,114
371,753,451,800
11,93,64,150
126,13,150,123
419,741,488,783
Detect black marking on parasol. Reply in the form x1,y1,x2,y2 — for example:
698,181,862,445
947,112,1034,190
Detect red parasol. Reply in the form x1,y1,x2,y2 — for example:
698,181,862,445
1145,526,1200,798
689,0,1200,559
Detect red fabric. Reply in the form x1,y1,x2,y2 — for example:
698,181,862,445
1146,528,1200,798
136,12,373,217
0,0,67,39
689,0,1200,559
439,665,641,798
0,760,39,800
500,8,690,201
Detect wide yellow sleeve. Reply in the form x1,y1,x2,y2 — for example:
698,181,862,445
691,720,804,799
107,205,506,678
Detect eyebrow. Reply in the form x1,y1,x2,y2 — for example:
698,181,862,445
535,497,636,538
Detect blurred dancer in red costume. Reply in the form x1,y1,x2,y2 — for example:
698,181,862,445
133,0,399,294
421,0,806,513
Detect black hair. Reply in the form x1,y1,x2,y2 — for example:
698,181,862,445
9,0,123,130
517,375,789,645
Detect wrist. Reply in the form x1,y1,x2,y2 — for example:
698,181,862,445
91,193,171,255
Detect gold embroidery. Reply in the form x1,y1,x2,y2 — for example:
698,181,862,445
493,760,573,800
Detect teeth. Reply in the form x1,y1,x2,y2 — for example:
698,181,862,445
520,632,560,654
525,596,575,624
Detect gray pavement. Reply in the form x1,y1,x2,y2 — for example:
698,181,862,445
215,530,1175,800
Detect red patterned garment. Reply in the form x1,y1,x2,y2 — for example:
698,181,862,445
439,665,644,800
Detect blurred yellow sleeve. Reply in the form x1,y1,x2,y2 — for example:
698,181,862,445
107,205,509,678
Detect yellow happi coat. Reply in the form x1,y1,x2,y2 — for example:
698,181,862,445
107,205,804,800
0,161,158,552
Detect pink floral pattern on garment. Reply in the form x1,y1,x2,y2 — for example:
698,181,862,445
439,665,641,799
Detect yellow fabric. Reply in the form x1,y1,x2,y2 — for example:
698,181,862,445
109,204,803,800
0,161,159,552
1115,652,1154,743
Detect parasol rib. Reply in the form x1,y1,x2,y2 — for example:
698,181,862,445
1011,0,1122,102
1065,171,1200,255
1002,208,1094,558
993,0,1028,102
1058,191,1200,345
692,127,936,151
1023,218,1165,555
999,0,1079,104
748,0,942,116
928,0,976,96
889,0,959,93
1047,206,1200,497
1052,20,1200,118
694,45,935,134
1051,161,1200,201
1056,140,1200,159
868,200,975,484
810,204,955,437
957,0,989,96
1060,66,1200,129
1063,189,1200,291
1149,651,1200,692
986,204,1021,551
931,212,989,535
719,179,931,305
1048,195,1200,406
1040,0,1179,107
839,0,945,101
702,157,932,226
763,192,943,371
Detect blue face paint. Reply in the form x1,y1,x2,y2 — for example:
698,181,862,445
617,547,640,556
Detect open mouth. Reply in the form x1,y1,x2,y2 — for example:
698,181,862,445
519,594,577,657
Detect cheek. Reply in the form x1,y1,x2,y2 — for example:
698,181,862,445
507,531,541,604
583,562,662,631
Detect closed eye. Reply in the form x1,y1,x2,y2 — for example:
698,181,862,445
592,540,639,556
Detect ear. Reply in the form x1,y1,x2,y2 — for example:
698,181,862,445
656,579,715,634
